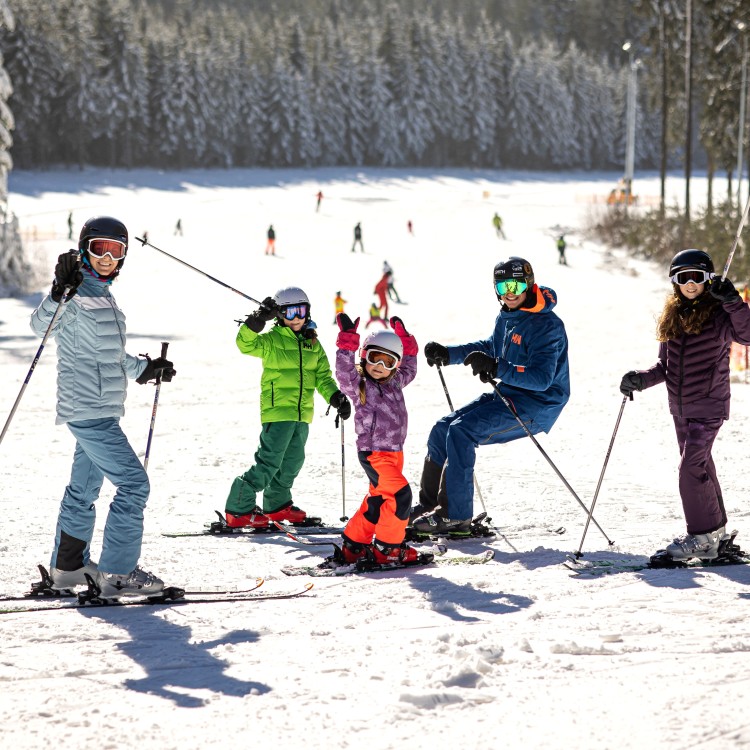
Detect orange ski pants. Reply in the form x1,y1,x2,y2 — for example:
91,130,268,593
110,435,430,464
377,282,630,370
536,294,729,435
343,451,412,546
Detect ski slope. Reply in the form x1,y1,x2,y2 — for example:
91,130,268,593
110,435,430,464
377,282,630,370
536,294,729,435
1,167,749,750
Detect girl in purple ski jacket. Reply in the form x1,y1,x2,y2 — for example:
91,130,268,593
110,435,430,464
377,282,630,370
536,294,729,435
620,249,750,561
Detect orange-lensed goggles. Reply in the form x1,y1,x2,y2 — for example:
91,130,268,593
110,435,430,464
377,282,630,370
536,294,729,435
364,348,399,370
87,238,127,260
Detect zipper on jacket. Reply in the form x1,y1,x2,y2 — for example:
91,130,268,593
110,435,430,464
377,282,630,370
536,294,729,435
677,335,686,417
297,338,303,421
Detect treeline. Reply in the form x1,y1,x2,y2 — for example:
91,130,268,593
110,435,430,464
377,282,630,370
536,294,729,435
0,0,747,176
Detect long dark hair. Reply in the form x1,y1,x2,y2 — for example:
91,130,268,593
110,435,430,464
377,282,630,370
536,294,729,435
656,285,721,341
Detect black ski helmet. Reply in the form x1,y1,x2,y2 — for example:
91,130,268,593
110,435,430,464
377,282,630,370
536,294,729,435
669,249,713,277
78,216,129,280
493,257,534,300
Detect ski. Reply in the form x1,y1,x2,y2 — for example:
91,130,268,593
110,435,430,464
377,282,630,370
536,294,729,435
404,511,498,542
0,566,266,603
162,510,343,538
0,582,314,614
565,533,749,577
281,549,495,577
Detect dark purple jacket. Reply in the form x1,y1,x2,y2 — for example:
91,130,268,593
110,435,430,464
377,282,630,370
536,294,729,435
336,350,417,452
639,297,750,419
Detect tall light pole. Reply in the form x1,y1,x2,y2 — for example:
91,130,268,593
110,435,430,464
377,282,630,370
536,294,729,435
623,41,640,207
737,22,747,209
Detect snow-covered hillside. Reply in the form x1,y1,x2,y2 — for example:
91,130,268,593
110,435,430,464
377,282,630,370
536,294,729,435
1,168,749,750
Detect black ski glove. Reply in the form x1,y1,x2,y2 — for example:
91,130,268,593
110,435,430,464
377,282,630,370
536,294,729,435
709,277,741,303
619,370,644,397
51,250,83,302
244,296,279,333
424,341,449,367
137,356,176,384
330,390,352,420
464,351,498,383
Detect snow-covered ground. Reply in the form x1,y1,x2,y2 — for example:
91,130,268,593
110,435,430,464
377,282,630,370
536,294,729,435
2,168,750,750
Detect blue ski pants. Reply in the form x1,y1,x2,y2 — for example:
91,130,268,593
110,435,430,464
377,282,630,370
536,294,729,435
426,393,538,520
51,418,150,575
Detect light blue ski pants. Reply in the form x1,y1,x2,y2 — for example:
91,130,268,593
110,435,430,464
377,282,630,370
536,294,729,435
51,418,150,575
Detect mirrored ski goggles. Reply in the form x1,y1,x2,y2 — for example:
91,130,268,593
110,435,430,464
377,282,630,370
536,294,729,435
364,348,399,370
670,269,712,286
86,238,127,260
495,279,528,296
280,304,309,320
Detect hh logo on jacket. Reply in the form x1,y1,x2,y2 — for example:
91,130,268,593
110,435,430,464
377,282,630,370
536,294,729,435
511,333,522,346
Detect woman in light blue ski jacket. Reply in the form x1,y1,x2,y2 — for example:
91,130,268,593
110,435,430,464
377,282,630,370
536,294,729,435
29,216,175,598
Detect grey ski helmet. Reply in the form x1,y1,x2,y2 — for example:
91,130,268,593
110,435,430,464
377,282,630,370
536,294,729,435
273,286,311,323
361,329,403,361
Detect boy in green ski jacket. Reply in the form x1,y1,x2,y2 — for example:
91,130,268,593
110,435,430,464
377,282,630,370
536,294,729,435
224,286,351,528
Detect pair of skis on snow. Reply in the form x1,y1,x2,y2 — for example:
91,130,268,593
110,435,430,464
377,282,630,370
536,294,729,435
565,531,750,577
0,565,313,614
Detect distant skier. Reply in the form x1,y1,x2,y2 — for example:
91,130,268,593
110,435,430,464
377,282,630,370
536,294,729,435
407,220,413,236
266,225,276,256
374,271,390,321
333,290,347,324
174,218,183,236
365,301,388,329
316,190,323,212
492,213,506,239
67,211,73,240
352,222,364,253
383,260,402,303
557,235,567,265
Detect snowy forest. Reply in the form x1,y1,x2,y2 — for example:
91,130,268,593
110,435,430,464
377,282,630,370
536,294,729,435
0,0,747,173
2,0,750,169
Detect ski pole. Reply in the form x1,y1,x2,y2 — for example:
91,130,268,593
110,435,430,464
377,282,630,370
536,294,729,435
143,341,169,471
573,395,630,557
339,418,348,522
720,190,750,281
135,236,261,304
487,377,615,546
436,364,488,516
0,286,71,447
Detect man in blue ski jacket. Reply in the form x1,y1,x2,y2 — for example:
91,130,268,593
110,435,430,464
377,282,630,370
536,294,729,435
411,257,570,533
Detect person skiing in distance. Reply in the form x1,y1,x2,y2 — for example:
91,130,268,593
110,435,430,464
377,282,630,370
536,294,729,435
412,257,570,533
407,220,414,236
30,216,176,597
333,290,347,324
383,260,402,303
266,225,276,255
224,287,351,528
333,316,421,565
352,222,364,253
374,271,390,322
492,212,506,239
556,234,567,265
174,218,183,236
316,190,323,212
619,249,750,561
366,300,388,329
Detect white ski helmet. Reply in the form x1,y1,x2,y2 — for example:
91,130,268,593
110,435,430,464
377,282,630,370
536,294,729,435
361,329,403,360
273,286,310,307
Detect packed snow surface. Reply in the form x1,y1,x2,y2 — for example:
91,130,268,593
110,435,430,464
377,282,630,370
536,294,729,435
2,168,749,749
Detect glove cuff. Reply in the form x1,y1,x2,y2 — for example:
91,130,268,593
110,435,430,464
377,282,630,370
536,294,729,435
337,330,360,351
400,334,418,357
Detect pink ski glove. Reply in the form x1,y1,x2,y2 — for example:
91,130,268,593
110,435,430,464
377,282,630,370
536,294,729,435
336,313,360,351
390,316,418,356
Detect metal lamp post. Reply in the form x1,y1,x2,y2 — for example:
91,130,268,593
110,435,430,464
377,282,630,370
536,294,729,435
623,42,640,206
737,22,747,209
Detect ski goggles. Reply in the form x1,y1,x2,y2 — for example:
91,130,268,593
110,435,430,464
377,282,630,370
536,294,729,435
670,269,712,286
495,279,528,296
364,348,399,370
280,304,309,320
86,238,127,260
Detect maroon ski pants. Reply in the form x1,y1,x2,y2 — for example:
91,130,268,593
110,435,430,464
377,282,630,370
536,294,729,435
673,416,726,535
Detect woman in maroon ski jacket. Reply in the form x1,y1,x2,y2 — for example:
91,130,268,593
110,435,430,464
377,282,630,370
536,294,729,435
620,249,750,561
